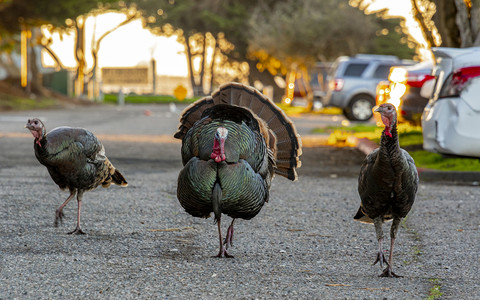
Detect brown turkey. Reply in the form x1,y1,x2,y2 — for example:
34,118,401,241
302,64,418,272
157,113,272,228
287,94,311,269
26,118,128,234
174,82,302,257
355,103,418,277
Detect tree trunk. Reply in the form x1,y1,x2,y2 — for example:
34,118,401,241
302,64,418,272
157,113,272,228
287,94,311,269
185,35,199,97
209,40,218,93
198,33,207,95
29,28,48,95
433,0,460,47
74,17,86,97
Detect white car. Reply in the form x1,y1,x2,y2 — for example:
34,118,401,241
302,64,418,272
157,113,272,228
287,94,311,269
421,47,480,157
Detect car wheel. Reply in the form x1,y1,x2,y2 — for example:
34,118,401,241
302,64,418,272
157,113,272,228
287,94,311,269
344,95,374,121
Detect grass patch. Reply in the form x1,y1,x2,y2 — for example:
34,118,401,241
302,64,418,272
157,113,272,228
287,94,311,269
427,278,443,300
277,104,342,117
103,93,199,104
0,93,59,110
410,151,480,171
316,122,480,171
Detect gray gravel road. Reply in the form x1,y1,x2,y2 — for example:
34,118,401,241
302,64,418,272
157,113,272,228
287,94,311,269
0,104,479,299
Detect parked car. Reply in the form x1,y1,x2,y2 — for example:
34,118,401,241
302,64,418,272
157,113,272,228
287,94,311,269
322,54,413,121
375,61,434,125
422,47,480,158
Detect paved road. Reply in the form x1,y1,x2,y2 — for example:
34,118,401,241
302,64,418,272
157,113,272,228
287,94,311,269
0,104,479,299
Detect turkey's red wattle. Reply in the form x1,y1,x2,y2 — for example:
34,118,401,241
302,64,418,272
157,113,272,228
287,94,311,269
210,138,226,163
381,115,393,138
30,130,42,147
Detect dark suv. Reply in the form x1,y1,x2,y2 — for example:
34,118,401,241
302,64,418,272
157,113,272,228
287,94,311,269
323,54,413,121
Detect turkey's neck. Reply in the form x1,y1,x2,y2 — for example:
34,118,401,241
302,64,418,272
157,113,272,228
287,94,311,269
379,122,400,164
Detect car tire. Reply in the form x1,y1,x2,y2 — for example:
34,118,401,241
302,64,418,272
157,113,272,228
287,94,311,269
344,94,375,121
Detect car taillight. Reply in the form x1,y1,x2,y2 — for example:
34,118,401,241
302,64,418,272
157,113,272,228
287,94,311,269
439,66,480,97
406,74,435,88
331,78,344,91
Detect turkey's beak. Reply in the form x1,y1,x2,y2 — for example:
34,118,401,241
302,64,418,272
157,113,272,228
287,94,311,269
374,106,384,113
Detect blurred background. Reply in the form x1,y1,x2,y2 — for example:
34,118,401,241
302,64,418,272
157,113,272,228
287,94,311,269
0,0,467,102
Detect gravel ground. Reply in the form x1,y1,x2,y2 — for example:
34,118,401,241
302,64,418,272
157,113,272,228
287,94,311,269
0,105,479,299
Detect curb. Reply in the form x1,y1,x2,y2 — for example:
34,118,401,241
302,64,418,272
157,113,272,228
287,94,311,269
352,136,480,185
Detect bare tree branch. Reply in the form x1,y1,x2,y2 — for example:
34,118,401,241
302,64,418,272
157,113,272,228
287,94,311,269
411,0,437,47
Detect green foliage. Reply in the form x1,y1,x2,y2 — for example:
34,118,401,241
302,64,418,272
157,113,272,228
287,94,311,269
0,0,118,33
0,93,58,110
368,18,416,59
248,0,377,67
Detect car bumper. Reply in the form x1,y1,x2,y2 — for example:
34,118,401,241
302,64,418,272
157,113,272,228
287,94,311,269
422,97,480,157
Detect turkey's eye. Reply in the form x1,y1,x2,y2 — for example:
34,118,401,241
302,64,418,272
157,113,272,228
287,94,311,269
34,121,38,124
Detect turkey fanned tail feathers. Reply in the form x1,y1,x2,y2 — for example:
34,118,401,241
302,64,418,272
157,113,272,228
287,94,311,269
174,82,302,180
174,82,301,257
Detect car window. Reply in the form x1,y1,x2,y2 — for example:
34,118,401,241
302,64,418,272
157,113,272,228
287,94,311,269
372,65,393,79
343,63,369,77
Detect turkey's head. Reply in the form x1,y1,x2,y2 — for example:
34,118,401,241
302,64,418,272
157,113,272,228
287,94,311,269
375,103,397,138
25,118,45,147
210,127,228,163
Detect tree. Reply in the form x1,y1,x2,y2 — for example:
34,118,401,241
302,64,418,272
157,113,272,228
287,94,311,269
353,0,480,49
0,0,118,94
134,0,281,96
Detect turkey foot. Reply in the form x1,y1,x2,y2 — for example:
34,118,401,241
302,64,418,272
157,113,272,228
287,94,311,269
379,266,402,278
213,247,234,258
373,250,388,268
68,227,85,235
54,209,65,227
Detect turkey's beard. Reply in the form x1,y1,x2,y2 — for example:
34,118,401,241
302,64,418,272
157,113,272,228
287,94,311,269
210,138,226,163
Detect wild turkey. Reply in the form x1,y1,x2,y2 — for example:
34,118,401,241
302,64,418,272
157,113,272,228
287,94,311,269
174,82,302,257
25,118,128,234
355,103,418,277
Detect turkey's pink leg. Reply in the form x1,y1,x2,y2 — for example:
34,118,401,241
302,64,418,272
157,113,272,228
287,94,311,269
213,219,233,258
380,218,402,277
55,189,76,227
68,191,85,235
224,218,235,249
373,217,388,268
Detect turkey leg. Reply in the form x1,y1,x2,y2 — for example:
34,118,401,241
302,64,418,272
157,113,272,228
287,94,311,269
224,219,235,249
213,219,233,258
55,189,76,227
380,217,402,277
68,191,86,235
373,216,388,268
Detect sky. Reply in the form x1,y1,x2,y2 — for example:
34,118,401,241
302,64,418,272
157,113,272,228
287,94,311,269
42,1,431,77
43,12,189,77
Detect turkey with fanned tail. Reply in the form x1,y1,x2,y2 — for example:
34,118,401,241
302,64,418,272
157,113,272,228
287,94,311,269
355,103,418,277
174,82,302,257
26,118,128,234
